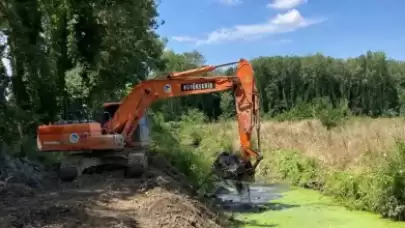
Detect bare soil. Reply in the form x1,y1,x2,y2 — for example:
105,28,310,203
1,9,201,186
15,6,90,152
0,155,228,228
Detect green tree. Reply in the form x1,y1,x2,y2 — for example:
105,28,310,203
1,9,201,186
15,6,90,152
0,0,165,148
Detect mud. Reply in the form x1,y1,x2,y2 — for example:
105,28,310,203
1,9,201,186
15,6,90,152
0,155,228,228
212,183,290,213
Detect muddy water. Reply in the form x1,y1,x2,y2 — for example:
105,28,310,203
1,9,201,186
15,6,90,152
213,183,289,212
214,183,405,228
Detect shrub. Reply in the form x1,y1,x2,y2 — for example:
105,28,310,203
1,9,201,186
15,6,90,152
319,108,341,130
374,141,405,220
272,98,350,128
274,150,324,189
270,142,405,221
149,111,214,192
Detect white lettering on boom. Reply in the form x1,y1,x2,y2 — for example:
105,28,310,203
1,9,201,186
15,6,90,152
181,82,215,91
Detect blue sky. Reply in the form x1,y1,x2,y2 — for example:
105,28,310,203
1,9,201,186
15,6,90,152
156,0,405,64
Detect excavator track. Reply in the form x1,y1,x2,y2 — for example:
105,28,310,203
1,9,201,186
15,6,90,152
59,166,78,182
58,154,102,182
58,149,149,182
124,149,148,177
58,154,83,182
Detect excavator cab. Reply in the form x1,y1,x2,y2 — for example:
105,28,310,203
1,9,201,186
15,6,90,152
101,103,120,127
101,102,151,148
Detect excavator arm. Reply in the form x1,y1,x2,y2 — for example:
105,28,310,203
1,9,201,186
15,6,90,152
105,59,262,165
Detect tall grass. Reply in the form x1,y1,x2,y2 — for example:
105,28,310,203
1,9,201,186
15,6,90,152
148,110,216,192
202,117,405,170
152,108,405,221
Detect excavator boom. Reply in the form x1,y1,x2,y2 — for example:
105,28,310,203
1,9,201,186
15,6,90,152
105,76,236,139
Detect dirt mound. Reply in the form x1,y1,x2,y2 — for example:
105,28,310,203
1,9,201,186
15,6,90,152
0,156,228,228
137,188,222,228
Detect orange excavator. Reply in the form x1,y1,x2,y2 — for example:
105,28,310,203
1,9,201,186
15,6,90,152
36,59,262,185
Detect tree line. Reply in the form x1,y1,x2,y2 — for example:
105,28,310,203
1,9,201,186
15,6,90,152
154,51,405,121
1,0,405,149
0,0,165,145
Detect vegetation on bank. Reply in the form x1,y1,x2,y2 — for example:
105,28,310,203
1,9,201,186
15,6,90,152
154,110,405,222
272,147,405,221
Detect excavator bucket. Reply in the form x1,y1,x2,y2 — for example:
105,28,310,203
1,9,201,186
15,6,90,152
208,151,252,200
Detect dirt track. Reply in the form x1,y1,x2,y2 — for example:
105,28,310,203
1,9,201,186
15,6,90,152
0,155,228,228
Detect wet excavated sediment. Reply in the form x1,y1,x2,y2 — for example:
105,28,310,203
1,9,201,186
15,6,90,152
212,182,291,213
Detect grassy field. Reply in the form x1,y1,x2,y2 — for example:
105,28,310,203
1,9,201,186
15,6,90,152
195,117,405,170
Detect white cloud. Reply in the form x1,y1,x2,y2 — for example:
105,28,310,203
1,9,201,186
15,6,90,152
171,36,199,42
171,9,325,45
267,0,307,10
219,0,243,6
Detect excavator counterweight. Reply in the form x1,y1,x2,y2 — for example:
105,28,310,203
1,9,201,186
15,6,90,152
36,59,262,190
